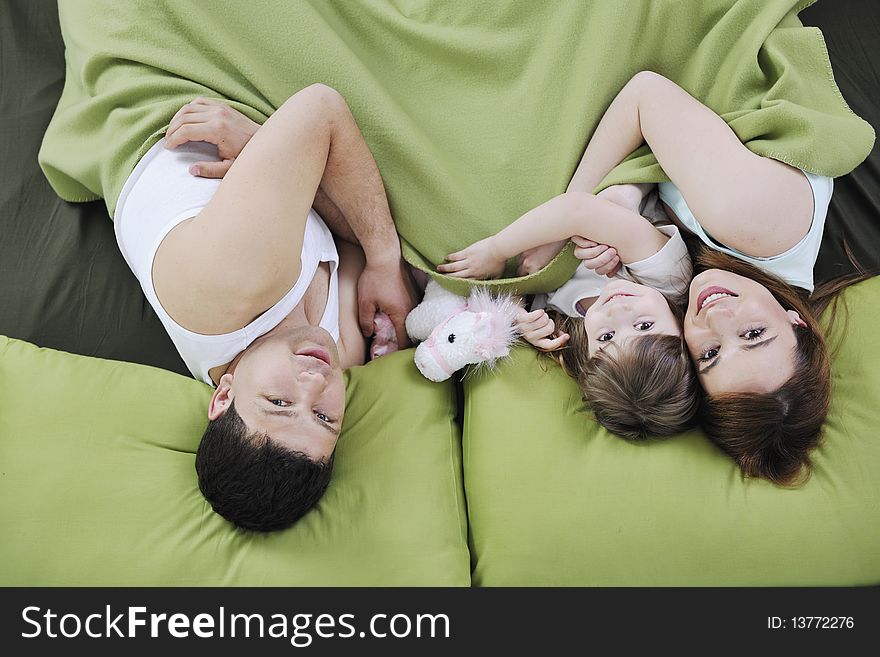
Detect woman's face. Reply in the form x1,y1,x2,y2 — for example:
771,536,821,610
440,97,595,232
683,269,805,396
583,280,681,357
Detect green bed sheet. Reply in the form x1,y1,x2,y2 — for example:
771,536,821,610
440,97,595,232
463,278,880,586
3,1,878,373
38,0,874,296
0,341,469,586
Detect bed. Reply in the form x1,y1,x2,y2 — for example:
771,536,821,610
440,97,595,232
1,0,878,585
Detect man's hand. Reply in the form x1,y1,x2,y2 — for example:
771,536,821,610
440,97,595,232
437,236,507,280
572,236,622,277
515,308,570,351
358,260,418,348
164,97,261,178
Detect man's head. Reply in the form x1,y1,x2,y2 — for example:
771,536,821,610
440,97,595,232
196,326,345,531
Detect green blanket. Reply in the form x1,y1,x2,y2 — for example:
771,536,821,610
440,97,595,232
39,0,874,295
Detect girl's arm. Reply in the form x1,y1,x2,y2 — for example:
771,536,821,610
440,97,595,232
437,192,667,279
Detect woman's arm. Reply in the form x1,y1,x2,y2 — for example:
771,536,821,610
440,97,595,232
437,192,667,279
566,71,812,256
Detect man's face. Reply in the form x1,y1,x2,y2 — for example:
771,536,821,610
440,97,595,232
208,326,345,461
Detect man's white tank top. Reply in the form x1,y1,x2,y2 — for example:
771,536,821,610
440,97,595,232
114,140,339,385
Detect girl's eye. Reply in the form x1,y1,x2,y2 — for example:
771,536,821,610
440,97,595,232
635,321,654,331
271,399,291,407
698,347,719,362
743,327,766,341
597,331,614,342
315,411,331,423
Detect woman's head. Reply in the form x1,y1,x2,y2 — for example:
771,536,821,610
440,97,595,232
550,280,698,440
684,269,806,395
196,326,345,531
683,248,830,486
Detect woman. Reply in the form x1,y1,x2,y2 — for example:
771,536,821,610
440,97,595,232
504,71,868,486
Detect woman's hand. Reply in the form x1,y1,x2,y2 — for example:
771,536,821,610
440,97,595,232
571,236,622,277
437,237,507,279
515,308,570,351
164,97,261,178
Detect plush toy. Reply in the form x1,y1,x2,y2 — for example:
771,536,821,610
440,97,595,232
404,279,521,382
370,313,399,360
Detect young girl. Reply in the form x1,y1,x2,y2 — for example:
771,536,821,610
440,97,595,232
437,179,699,440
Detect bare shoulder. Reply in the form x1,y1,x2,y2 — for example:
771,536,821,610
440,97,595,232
151,216,290,334
691,158,815,257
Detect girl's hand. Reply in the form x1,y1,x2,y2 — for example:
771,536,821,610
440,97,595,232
572,236,622,277
164,97,261,178
515,308,570,351
437,237,507,279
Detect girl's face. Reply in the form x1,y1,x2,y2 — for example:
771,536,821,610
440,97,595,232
683,269,804,396
583,280,682,357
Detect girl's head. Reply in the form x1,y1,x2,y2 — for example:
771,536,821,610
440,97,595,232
551,280,698,440
682,248,831,486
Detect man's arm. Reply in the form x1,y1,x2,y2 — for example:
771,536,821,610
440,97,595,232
159,87,416,345
312,188,358,244
438,192,667,279
302,91,415,345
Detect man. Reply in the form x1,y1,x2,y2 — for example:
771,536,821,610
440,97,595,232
113,84,416,531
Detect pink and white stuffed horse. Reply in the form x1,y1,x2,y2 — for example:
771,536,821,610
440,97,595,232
403,280,521,382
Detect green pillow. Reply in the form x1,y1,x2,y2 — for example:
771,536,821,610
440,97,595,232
462,278,880,586
0,339,469,585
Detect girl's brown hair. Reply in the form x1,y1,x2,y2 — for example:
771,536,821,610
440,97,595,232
690,246,871,486
547,299,698,440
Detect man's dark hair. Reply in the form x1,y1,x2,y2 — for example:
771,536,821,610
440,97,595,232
195,401,334,532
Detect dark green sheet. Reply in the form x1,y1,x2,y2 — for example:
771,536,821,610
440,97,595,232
801,1,880,279
0,1,187,375
0,0,877,373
